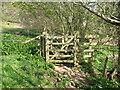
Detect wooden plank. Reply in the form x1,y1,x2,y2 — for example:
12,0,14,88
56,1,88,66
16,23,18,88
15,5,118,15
83,49,94,52
48,60,74,63
83,42,97,45
43,36,75,39
51,43,73,45
22,35,41,44
79,60,96,62
49,49,73,52
49,55,72,57
73,34,78,66
65,37,74,44
90,42,97,45
43,36,64,39
83,43,90,45
83,55,92,58
45,38,49,62
61,38,74,50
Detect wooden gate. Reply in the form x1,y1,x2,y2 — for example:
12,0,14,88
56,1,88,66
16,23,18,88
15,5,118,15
22,32,98,66
40,33,80,66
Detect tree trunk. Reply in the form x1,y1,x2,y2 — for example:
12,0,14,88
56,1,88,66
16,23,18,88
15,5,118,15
117,2,120,84
118,27,120,83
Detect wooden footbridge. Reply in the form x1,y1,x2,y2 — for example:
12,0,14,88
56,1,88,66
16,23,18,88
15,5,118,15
23,32,98,66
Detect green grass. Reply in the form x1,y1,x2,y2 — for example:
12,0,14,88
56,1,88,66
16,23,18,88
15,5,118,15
86,75,119,89
2,26,42,38
78,45,118,73
1,27,55,88
1,34,39,55
1,26,119,88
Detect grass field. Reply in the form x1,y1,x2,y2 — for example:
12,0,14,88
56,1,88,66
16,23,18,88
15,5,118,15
1,25,119,88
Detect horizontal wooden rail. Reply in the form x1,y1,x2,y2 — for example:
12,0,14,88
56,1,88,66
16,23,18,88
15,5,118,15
49,49,73,52
84,43,97,45
49,55,73,58
83,49,94,52
51,43,74,45
47,60,74,63
77,55,92,58
47,60,95,63
43,36,64,39
42,36,75,39
79,60,96,62
83,55,92,58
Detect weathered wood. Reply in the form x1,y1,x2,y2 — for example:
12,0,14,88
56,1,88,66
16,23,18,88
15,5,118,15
65,37,74,44
62,37,65,44
83,55,92,58
39,34,81,66
52,43,74,45
73,34,78,66
48,60,74,63
49,49,73,52
22,35,41,44
43,36,64,39
49,55,72,58
83,49,94,52
83,42,97,45
43,36,75,39
61,43,74,50
103,56,109,77
45,38,49,62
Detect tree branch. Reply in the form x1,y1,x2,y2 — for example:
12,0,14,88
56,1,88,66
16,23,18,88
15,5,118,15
74,2,120,26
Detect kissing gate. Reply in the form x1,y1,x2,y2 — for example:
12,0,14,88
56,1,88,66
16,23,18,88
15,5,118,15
23,32,97,66
40,33,80,66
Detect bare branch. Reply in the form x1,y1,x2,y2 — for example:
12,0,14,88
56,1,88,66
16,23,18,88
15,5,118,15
74,2,120,26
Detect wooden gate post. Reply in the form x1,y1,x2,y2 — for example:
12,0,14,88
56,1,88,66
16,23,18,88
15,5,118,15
45,37,49,62
74,34,78,66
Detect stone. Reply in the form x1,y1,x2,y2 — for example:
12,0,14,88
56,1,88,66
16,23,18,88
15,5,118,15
57,78,62,82
70,81,76,86
63,72,68,75
63,66,72,71
71,72,76,77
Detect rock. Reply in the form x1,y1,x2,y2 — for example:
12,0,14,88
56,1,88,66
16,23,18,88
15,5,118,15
57,78,62,82
75,70,79,73
71,72,76,77
70,81,76,86
63,66,71,71
63,72,68,75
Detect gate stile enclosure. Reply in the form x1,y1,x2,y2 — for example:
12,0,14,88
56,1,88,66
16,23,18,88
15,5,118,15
40,32,80,66
23,32,97,66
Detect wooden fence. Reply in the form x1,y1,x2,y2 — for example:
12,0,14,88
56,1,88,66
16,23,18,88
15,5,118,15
22,32,98,66
39,33,98,66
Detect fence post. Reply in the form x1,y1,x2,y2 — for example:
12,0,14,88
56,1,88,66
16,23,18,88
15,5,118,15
74,34,78,66
45,37,49,62
103,56,109,77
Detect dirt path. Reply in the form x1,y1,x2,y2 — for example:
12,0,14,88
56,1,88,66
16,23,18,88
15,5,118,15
52,64,88,88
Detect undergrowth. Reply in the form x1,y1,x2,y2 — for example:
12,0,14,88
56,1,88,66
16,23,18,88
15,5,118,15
1,26,119,88
1,32,54,88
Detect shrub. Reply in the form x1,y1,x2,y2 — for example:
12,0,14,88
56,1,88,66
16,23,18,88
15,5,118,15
87,75,119,89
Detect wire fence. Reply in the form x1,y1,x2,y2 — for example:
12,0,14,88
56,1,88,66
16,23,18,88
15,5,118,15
1,40,27,41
